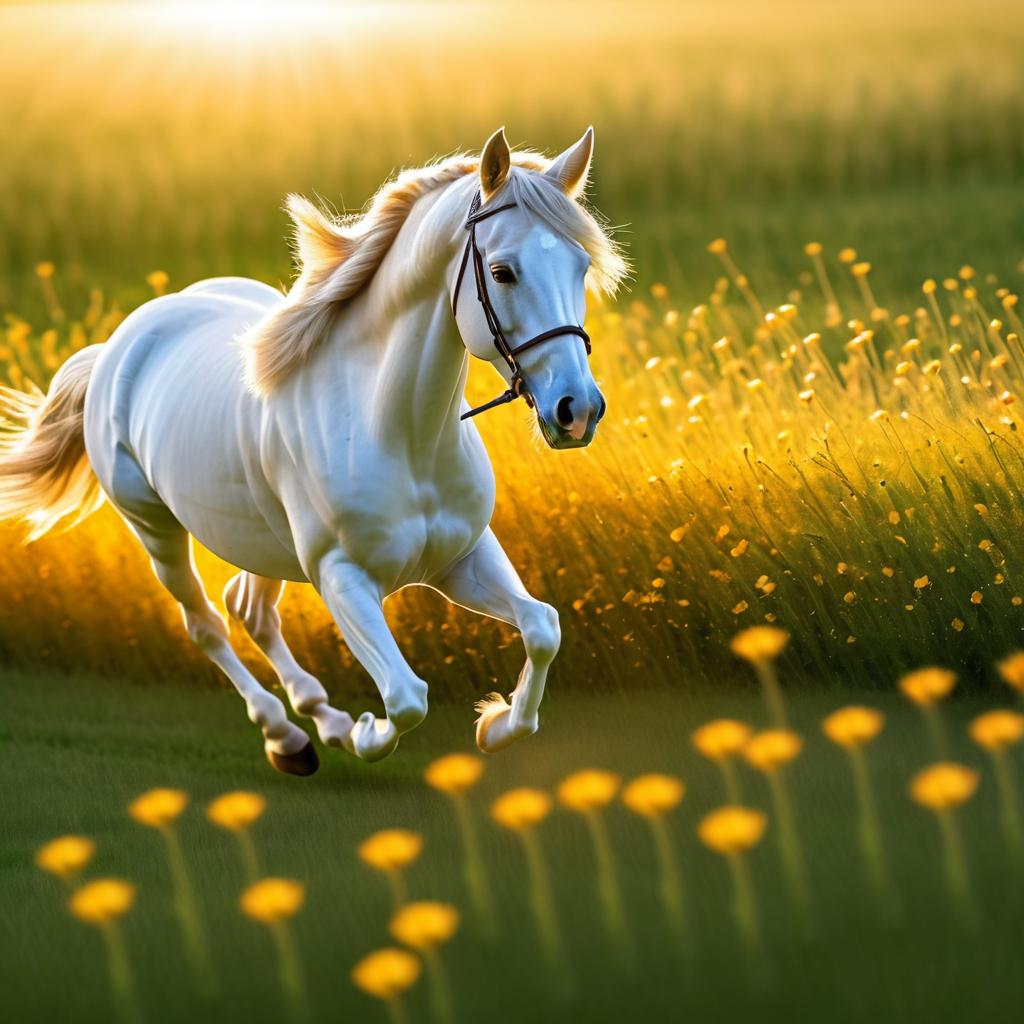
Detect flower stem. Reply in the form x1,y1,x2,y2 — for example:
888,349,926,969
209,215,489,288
424,948,456,1024
767,770,814,935
991,751,1024,858
520,830,571,994
649,817,693,957
161,826,217,998
271,921,310,1024
102,921,144,1024
849,747,900,922
585,811,633,968
719,759,743,804
386,870,407,911
937,810,976,927
453,794,497,939
235,828,261,887
754,662,788,728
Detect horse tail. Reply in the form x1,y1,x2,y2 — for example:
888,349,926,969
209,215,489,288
0,345,105,540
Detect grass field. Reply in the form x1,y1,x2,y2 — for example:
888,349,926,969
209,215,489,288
3,1,1024,1019
3,667,1024,1023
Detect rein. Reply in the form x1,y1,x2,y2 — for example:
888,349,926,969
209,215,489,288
452,190,591,421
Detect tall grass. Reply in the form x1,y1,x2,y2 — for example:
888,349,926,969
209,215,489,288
2,244,1023,695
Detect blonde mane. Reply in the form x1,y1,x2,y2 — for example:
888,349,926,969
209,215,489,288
243,151,628,395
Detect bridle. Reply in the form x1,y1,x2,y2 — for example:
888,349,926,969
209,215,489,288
452,190,591,421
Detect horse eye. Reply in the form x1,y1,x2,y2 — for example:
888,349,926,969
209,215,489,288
490,265,516,285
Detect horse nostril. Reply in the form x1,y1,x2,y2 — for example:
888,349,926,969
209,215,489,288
596,395,607,422
556,396,575,427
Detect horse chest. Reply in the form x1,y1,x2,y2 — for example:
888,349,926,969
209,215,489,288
326,465,494,589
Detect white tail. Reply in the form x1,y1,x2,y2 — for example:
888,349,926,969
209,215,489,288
0,346,105,540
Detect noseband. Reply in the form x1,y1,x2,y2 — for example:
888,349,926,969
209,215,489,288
452,190,591,421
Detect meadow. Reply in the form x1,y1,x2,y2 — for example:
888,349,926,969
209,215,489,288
3,0,1024,1019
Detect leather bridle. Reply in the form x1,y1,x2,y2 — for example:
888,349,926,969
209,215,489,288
452,190,591,421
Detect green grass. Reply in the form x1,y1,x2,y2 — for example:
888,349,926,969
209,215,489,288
2,668,1024,1023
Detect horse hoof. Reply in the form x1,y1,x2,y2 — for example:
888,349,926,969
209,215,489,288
266,740,319,777
476,694,537,754
351,712,400,762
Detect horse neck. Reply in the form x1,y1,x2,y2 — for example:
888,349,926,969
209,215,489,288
326,187,471,454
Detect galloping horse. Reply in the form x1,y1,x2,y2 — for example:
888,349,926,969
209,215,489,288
0,128,625,774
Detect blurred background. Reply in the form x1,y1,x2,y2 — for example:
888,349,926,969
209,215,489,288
2,0,1022,319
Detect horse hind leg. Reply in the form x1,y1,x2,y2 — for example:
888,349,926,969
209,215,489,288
224,572,354,751
107,462,316,775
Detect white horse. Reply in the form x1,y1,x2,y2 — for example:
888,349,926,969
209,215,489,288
0,128,625,774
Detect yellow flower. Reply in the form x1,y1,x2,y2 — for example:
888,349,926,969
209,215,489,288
239,878,305,923
969,710,1024,752
423,753,484,795
69,879,136,924
35,835,95,878
389,901,460,951
899,667,956,706
692,719,752,760
556,770,621,812
35,260,55,279
730,626,789,663
743,729,803,773
621,773,685,817
206,791,266,831
146,270,169,294
491,788,552,831
698,807,767,856
909,763,979,810
351,948,421,1001
822,706,885,748
707,238,728,255
128,788,189,828
997,651,1024,693
804,241,822,256
358,829,423,872
838,247,857,264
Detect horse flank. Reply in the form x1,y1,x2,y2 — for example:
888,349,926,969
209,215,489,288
242,151,627,396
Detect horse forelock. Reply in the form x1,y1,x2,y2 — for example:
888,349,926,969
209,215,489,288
241,151,627,396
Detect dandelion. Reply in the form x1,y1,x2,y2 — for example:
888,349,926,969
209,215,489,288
207,791,266,884
69,880,141,1024
822,707,897,917
692,719,751,801
128,788,214,996
34,260,63,321
622,774,690,954
359,829,423,909
698,807,767,969
997,651,1024,695
240,879,309,1023
900,667,956,756
352,948,421,1024
909,764,980,924
969,710,1024,856
390,902,459,1024
557,770,630,962
423,753,493,934
731,626,790,727
491,788,568,987
743,731,813,930
35,835,95,885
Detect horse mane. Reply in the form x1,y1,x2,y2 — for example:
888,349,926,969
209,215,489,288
242,151,628,395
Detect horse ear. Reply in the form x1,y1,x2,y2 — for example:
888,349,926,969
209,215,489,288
544,126,594,198
479,127,511,199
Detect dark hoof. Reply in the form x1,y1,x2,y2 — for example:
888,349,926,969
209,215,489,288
266,741,319,777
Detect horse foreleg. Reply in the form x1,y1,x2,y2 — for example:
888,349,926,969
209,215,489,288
224,572,354,750
432,528,560,753
316,552,429,762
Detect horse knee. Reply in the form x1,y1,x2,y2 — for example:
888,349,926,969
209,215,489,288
185,609,229,653
521,602,560,662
